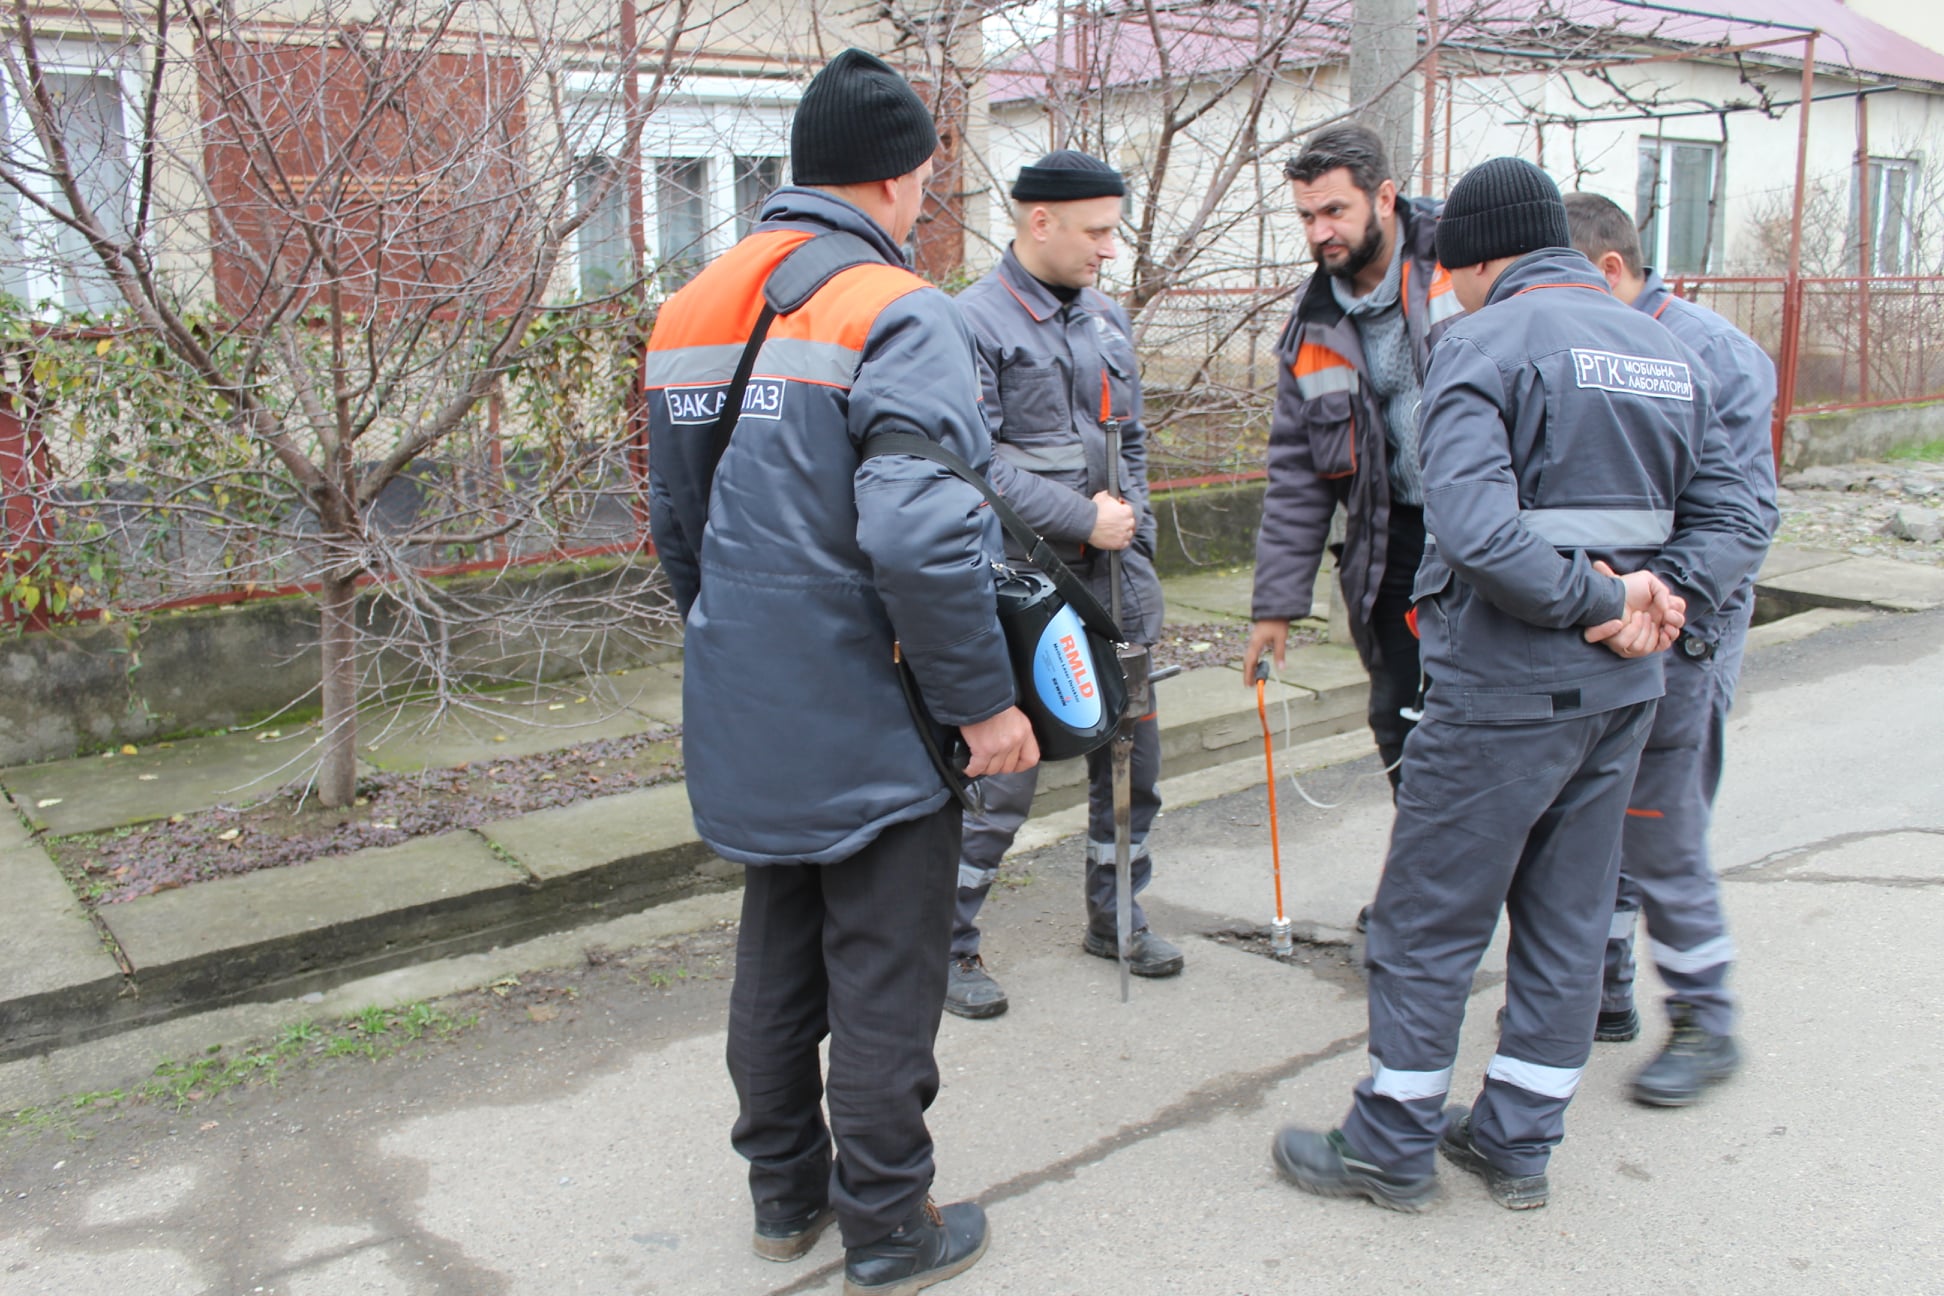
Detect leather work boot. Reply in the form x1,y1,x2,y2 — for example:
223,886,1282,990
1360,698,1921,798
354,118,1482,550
1438,1104,1549,1210
1596,1005,1641,1043
1271,1126,1439,1213
1632,1008,1741,1106
752,1203,835,1262
842,1198,989,1296
943,955,1008,1020
1082,927,1185,977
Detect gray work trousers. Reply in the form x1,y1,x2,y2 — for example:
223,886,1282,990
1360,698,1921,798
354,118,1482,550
1342,702,1654,1178
1605,619,1747,1036
951,713,1161,958
727,803,960,1248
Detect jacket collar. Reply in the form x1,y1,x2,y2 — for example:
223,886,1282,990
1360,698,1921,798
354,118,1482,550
1483,247,1609,307
1633,267,1675,319
994,245,1070,323
1297,195,1444,325
756,186,908,266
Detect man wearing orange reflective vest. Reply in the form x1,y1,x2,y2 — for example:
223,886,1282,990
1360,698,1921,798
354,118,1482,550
1244,125,1463,822
647,49,1032,1296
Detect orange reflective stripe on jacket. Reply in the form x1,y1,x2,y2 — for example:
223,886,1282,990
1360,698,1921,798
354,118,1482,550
1292,340,1358,399
644,229,928,392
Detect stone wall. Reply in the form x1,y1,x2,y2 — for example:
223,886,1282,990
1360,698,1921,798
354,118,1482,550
1783,401,1944,470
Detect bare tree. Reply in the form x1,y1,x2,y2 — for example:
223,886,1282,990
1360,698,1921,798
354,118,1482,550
1,0,700,805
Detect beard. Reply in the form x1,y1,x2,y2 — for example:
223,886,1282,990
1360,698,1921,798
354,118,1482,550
1313,211,1385,282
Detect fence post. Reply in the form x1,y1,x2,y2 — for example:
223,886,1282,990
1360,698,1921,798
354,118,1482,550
0,359,53,632
1773,31,1818,468
1855,92,1872,405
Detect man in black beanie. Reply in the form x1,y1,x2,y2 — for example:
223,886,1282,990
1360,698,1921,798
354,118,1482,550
1270,156,1768,1213
944,149,1183,1021
649,46,1028,1293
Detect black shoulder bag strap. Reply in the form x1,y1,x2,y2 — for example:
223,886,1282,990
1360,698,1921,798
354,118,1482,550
700,230,886,515
860,431,1124,645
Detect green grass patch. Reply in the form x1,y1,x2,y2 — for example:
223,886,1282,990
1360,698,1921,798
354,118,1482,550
1885,437,1944,463
3,1000,479,1136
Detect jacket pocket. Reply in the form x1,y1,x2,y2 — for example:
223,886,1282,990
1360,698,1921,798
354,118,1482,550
998,359,1069,439
1303,389,1358,480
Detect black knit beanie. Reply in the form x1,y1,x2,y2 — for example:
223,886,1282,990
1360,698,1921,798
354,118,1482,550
1435,157,1572,269
791,49,939,186
1011,149,1126,201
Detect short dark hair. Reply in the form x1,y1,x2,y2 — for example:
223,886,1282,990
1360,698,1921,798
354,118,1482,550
1562,192,1644,275
1284,124,1393,198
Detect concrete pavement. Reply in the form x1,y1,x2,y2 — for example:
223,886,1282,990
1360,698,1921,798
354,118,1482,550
1,597,1940,1293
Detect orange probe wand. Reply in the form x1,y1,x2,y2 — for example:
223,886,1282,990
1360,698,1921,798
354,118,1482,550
1254,657,1294,955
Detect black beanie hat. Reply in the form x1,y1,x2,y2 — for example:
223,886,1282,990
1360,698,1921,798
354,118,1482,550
1011,149,1126,202
791,49,939,186
1435,157,1572,269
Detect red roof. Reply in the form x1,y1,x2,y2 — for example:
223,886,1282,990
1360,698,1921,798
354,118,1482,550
988,0,1944,105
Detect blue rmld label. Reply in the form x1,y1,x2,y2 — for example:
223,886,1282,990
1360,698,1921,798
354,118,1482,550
1031,606,1103,729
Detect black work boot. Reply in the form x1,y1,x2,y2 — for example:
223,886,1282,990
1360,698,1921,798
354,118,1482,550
1596,1005,1641,1043
1082,928,1185,977
843,1198,989,1296
1271,1126,1439,1213
943,955,1008,1020
1632,1008,1740,1106
752,1202,835,1262
1438,1104,1549,1210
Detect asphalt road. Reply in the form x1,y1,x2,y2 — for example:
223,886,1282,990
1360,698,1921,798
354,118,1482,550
3,609,1941,1295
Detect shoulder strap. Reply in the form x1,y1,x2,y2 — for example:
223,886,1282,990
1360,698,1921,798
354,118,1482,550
860,431,1124,646
703,231,889,501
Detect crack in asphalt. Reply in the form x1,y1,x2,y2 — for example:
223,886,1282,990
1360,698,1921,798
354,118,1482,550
1722,826,1944,882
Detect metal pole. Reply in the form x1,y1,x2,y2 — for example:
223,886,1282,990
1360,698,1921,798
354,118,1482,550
1856,91,1872,405
619,0,652,549
1773,32,1817,468
1421,0,1439,195
1105,415,1132,1003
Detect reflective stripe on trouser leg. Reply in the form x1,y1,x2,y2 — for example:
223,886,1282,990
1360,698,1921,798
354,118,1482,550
951,767,1040,958
1474,702,1651,1178
1341,710,1639,1177
1082,712,1162,936
1603,896,1640,1015
1619,652,1738,1035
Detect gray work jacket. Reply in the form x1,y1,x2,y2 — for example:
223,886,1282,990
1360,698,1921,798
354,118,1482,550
955,246,1165,644
1634,269,1780,645
1412,249,1770,725
647,188,1015,864
1252,198,1461,664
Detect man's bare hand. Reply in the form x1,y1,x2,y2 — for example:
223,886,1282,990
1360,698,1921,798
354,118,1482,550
1583,562,1686,658
1088,492,1136,550
1242,619,1290,686
961,706,1039,777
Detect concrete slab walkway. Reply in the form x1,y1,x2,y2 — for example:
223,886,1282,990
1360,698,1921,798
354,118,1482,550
4,548,1941,1068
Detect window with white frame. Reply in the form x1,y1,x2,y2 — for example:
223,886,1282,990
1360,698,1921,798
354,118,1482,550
563,78,795,299
654,156,709,289
0,64,133,314
735,155,785,238
576,154,634,297
1856,156,1917,275
1636,138,1722,275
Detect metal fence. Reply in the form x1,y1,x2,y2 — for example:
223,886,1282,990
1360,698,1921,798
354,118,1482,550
9,274,1944,628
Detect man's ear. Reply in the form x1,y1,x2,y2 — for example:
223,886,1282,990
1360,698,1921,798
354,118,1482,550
1375,178,1398,220
1597,250,1628,292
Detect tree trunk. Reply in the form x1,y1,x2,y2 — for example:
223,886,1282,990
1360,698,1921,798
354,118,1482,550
317,569,360,808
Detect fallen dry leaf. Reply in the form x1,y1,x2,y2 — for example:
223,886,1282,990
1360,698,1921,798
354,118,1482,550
137,774,159,782
527,1004,558,1023
120,744,138,755
36,797,62,808
217,828,241,842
